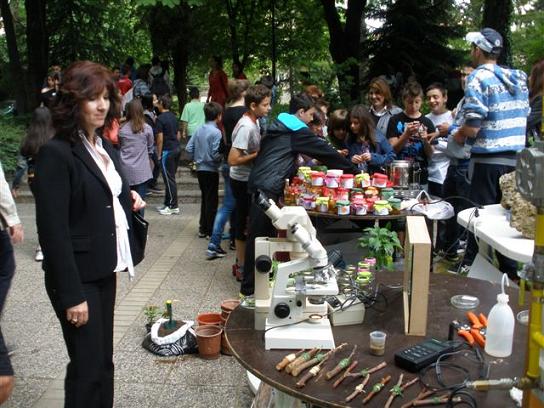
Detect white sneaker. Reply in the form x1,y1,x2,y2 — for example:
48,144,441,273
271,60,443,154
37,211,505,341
156,205,167,211
35,249,44,262
159,206,180,215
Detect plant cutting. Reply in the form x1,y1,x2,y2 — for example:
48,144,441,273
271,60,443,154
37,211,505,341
144,305,161,332
358,222,402,271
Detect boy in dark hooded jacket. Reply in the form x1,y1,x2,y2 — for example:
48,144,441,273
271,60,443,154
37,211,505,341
240,93,358,305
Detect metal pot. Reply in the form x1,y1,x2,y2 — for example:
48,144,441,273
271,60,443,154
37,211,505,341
388,160,421,188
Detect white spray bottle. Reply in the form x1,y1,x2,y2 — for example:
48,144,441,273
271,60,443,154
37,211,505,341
485,274,515,358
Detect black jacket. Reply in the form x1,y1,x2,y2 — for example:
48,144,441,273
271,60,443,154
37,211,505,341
248,114,358,196
34,136,135,310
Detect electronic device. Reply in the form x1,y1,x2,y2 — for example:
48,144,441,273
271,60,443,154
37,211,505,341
394,338,458,372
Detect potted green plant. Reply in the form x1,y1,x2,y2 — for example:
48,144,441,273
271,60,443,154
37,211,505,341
358,222,402,271
143,305,160,333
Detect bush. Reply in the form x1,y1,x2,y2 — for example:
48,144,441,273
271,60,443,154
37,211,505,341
0,115,27,175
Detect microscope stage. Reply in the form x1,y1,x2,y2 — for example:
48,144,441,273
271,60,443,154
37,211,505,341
264,319,335,350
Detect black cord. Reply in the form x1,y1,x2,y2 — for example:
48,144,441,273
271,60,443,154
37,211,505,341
408,195,484,213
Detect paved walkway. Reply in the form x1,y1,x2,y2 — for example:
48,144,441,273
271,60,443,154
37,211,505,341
3,203,253,407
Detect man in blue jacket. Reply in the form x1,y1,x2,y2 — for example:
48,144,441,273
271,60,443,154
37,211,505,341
453,28,529,279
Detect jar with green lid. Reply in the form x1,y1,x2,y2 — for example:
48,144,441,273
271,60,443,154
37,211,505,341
336,200,351,215
381,187,395,201
374,199,392,215
388,197,402,214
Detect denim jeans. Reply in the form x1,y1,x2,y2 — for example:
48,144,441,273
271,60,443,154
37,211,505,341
208,164,235,250
130,182,148,217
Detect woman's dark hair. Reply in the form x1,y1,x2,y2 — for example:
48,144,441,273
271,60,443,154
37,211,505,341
141,94,154,111
349,104,377,148
136,65,150,81
21,107,55,158
211,55,223,69
125,99,145,134
52,60,121,144
529,59,544,101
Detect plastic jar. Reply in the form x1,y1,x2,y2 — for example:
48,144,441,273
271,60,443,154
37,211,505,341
336,188,349,202
340,174,354,189
374,199,391,215
311,172,325,187
316,197,329,213
381,187,395,201
372,172,388,188
337,200,351,215
325,174,339,188
388,197,402,214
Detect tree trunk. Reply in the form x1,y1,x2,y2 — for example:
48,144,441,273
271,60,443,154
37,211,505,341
482,0,513,67
320,0,366,104
0,0,28,114
25,0,49,109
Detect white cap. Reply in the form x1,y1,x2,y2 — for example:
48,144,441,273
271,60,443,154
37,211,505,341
466,28,503,54
497,293,509,303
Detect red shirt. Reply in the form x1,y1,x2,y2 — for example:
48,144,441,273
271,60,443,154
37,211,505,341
117,77,132,96
208,69,228,106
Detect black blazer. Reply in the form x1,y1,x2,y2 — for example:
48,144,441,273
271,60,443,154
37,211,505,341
35,136,134,310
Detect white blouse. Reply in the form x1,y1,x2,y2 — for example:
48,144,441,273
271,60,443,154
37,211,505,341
81,132,134,279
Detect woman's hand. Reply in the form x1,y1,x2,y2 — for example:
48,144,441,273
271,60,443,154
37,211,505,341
131,190,146,212
351,155,363,164
361,152,371,162
338,149,349,157
66,301,89,328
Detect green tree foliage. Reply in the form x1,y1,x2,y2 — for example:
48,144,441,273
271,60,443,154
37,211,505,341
47,0,151,68
365,0,463,90
512,0,544,71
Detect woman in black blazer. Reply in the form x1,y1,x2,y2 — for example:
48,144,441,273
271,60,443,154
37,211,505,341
34,61,145,407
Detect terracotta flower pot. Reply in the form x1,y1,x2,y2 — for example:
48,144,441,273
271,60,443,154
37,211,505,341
196,312,222,326
221,310,231,320
195,325,222,359
220,299,240,313
221,331,232,355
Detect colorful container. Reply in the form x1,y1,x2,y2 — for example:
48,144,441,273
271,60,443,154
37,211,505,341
311,171,325,187
372,173,389,188
340,174,354,189
336,187,349,201
365,186,380,198
374,199,392,215
388,197,402,215
355,173,371,188
325,174,340,188
337,200,351,215
302,194,316,210
381,187,395,201
297,166,311,180
316,197,329,213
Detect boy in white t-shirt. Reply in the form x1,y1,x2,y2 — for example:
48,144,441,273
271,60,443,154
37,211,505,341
426,83,454,198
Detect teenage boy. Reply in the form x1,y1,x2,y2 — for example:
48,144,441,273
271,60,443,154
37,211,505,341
186,102,223,239
226,85,271,267
386,81,436,188
426,83,454,198
240,93,358,307
156,95,181,215
453,28,529,279
180,87,205,140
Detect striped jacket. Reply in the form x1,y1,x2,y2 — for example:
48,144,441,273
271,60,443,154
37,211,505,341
463,63,529,154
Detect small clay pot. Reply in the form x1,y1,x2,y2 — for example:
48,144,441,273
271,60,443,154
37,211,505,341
221,309,231,320
221,331,232,356
220,299,240,313
196,312,222,326
195,325,222,360
220,315,228,327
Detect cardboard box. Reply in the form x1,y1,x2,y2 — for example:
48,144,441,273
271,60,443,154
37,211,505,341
403,216,432,336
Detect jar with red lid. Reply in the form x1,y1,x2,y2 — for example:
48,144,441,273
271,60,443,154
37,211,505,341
372,172,388,188
311,171,325,187
340,174,354,189
336,187,349,201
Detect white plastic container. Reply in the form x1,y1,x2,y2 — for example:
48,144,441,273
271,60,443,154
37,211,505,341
485,274,515,358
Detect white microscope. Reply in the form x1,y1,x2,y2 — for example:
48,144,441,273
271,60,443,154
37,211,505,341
253,193,338,350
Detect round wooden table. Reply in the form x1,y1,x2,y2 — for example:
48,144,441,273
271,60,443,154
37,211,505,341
225,272,526,407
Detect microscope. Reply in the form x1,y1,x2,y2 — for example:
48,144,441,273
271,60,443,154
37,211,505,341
253,193,338,350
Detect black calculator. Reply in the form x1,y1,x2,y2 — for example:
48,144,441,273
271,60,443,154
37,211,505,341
394,339,457,372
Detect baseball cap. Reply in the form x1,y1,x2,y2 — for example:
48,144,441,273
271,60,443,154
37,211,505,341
466,28,503,54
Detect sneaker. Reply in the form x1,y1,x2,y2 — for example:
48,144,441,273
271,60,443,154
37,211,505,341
158,206,180,215
229,241,236,251
35,249,44,262
198,232,208,238
445,253,460,263
239,294,255,309
206,246,227,260
156,205,167,211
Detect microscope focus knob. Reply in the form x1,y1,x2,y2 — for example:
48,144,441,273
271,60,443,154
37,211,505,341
274,303,290,319
255,255,273,273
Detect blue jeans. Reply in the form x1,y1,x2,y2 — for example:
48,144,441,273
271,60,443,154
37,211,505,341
208,164,235,250
130,182,148,216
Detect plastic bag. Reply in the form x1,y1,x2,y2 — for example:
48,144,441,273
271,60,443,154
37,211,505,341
410,191,454,220
142,318,198,356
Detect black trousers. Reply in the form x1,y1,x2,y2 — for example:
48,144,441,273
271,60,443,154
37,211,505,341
197,171,219,236
0,230,14,376
161,147,181,208
47,274,116,408
464,162,518,279
442,164,471,255
230,178,251,241
241,194,277,296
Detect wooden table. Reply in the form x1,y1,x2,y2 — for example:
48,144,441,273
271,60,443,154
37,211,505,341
225,272,526,407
